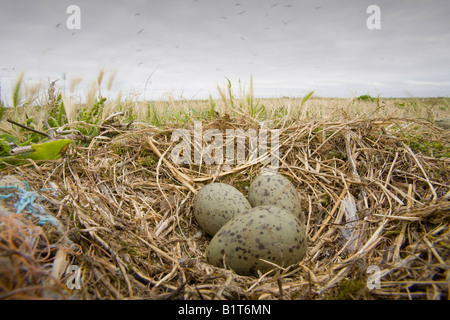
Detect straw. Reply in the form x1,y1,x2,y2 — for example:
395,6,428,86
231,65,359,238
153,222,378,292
0,113,448,300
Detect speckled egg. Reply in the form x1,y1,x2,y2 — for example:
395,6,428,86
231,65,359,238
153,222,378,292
193,183,252,236
248,173,305,225
206,205,307,276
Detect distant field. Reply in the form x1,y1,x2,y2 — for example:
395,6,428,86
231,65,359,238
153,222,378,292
1,72,449,135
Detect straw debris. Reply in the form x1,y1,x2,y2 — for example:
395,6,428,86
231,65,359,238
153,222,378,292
0,113,449,300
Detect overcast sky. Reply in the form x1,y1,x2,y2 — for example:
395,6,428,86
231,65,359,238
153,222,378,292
1,0,449,103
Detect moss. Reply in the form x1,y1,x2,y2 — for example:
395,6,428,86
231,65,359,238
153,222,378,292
110,143,127,156
127,246,141,256
235,179,250,194
320,194,332,208
324,278,368,300
405,135,450,158
138,155,156,167
436,152,450,159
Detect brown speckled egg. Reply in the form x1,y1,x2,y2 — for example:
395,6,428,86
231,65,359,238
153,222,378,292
206,205,307,276
248,173,305,225
193,183,252,237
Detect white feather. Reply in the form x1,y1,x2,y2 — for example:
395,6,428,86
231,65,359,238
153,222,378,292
340,195,358,251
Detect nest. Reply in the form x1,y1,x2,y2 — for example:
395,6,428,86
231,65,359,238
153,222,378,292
0,115,449,300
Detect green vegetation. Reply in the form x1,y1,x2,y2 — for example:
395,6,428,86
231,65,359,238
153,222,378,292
1,71,449,168
324,278,368,300
12,72,24,109
356,94,375,102
407,135,450,158
395,100,418,112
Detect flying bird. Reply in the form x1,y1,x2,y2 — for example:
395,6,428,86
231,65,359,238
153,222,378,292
134,13,140,17
238,10,246,15
137,28,144,35
282,20,289,25
55,23,61,28
270,3,279,8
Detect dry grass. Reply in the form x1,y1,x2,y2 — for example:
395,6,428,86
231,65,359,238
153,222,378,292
1,103,449,300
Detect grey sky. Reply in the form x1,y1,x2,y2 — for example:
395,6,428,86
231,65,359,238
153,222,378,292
1,0,449,103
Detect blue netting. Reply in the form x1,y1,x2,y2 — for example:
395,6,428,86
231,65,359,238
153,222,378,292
0,180,63,232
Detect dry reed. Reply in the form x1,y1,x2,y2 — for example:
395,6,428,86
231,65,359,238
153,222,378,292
0,106,449,300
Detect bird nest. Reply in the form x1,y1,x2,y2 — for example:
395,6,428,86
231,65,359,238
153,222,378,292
0,115,449,300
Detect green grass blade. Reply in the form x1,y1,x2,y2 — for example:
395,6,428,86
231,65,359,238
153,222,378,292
13,72,24,108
